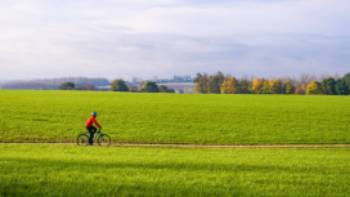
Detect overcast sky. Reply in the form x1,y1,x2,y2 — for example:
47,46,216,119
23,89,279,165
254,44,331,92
0,0,350,80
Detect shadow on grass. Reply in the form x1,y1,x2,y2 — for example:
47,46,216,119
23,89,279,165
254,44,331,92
0,157,327,174
1,157,343,196
0,157,247,196
0,179,245,197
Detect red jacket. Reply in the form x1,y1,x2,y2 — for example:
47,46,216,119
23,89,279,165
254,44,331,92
85,116,101,128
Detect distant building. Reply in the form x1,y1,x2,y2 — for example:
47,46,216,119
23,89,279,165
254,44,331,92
157,82,194,94
96,85,111,91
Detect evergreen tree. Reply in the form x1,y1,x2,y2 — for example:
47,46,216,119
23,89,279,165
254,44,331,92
239,78,251,94
59,82,75,90
142,81,159,92
111,79,129,92
194,73,209,93
321,77,336,95
208,72,225,94
335,79,349,95
343,73,350,89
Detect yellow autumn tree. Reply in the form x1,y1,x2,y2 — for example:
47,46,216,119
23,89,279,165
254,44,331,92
268,79,284,94
220,76,239,94
306,81,323,95
262,80,271,94
252,78,264,94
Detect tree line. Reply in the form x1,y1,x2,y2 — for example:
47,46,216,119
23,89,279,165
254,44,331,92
110,79,175,93
194,72,350,95
60,80,175,93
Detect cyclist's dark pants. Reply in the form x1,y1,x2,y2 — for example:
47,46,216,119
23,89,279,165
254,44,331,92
86,126,97,145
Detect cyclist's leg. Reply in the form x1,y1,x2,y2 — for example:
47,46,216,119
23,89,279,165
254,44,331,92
87,126,95,145
90,126,97,145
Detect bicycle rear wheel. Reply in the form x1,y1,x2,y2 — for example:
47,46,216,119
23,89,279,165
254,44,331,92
76,134,89,145
97,134,111,146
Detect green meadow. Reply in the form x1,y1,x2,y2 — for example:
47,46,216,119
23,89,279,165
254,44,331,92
1,90,349,196
0,90,350,144
0,144,349,197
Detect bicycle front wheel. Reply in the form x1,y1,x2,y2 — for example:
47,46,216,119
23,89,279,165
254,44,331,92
97,134,111,146
76,134,89,146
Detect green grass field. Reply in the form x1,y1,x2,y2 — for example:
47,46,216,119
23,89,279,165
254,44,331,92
0,90,350,144
1,90,349,196
1,144,349,197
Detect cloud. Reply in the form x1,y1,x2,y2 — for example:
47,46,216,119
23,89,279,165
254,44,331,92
0,0,349,79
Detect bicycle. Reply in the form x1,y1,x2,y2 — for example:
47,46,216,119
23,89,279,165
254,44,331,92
76,129,112,146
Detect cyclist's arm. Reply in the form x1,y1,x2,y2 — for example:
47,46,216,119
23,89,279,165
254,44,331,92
94,119,102,129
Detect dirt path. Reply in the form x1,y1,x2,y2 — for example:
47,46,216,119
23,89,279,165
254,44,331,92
1,142,350,148
114,143,350,148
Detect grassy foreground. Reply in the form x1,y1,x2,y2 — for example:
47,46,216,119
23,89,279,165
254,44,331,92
1,90,350,144
0,144,349,196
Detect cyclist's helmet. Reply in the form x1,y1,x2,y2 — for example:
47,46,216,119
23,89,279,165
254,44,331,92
91,112,98,117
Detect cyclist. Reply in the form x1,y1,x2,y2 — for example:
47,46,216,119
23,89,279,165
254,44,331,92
85,112,102,145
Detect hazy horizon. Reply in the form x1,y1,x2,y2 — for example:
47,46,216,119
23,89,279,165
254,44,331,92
1,0,350,80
